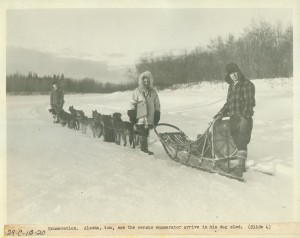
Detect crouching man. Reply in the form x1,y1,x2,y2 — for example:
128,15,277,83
50,81,65,123
214,63,256,174
128,71,161,155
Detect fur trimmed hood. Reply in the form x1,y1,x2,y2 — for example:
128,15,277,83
138,71,154,89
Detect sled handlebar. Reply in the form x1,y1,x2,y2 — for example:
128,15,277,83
154,121,215,137
154,123,185,136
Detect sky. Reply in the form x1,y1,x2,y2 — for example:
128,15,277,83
6,8,293,81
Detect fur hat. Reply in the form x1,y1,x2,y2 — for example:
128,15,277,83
52,80,58,85
138,71,154,88
226,63,240,75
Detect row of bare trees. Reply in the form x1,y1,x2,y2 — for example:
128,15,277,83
130,20,292,88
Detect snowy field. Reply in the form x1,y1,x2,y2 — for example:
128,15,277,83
6,78,294,224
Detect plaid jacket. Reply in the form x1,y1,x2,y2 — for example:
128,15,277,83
219,77,255,119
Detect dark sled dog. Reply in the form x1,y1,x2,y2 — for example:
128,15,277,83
112,112,134,147
92,110,104,138
48,108,57,122
58,110,77,129
101,114,115,142
68,105,81,130
49,108,75,128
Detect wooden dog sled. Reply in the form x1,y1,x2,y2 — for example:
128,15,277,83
154,119,245,181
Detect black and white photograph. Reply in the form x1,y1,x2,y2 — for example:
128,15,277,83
1,0,299,236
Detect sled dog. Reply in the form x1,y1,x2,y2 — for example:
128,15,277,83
92,110,104,138
68,105,81,130
101,114,115,142
112,112,135,147
58,110,77,129
48,108,57,122
78,110,95,135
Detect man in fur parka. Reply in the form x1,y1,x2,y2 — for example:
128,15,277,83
128,71,161,155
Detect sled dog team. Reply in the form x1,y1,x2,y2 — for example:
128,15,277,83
50,63,255,174
49,106,141,148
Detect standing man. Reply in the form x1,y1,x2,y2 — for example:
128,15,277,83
214,63,255,174
128,71,161,155
50,81,65,123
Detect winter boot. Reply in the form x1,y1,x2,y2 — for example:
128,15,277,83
140,136,153,155
230,150,247,177
144,138,154,155
54,115,60,123
237,150,247,173
139,136,146,151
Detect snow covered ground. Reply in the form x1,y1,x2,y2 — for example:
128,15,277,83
6,78,295,224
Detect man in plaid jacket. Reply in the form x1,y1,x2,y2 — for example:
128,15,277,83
214,63,256,174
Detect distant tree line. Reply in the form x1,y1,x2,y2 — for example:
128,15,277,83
6,72,136,94
131,19,293,88
7,19,293,94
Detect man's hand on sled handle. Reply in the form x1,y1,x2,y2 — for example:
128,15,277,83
213,112,223,123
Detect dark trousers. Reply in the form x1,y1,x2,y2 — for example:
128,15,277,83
136,126,150,151
52,103,64,113
229,116,253,151
137,126,149,137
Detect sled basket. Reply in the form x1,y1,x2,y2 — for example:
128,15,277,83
154,119,244,181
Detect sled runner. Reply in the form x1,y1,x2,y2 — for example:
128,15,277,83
154,119,246,181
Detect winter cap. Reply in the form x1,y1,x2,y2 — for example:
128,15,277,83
226,63,240,75
52,80,58,85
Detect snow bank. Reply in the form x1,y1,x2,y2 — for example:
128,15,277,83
6,77,294,224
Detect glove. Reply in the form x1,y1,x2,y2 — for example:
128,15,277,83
127,109,137,124
213,112,223,122
154,110,160,126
